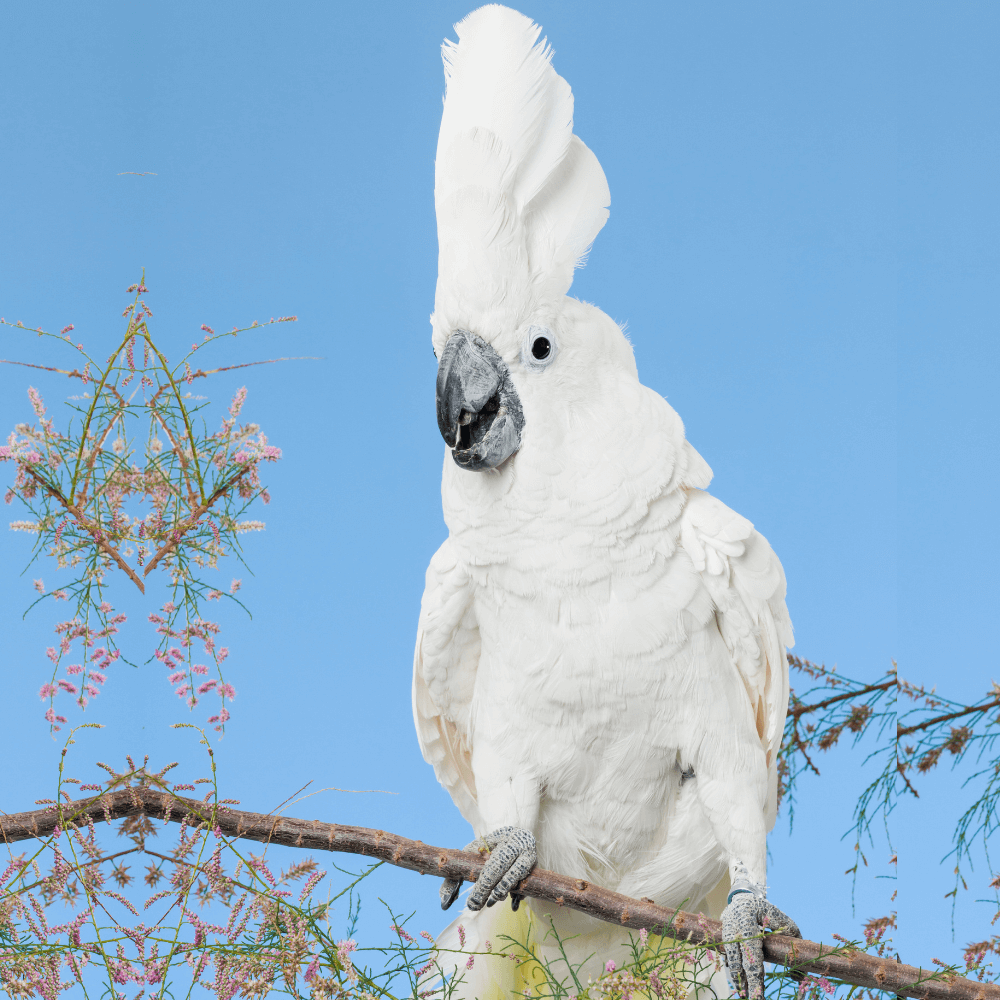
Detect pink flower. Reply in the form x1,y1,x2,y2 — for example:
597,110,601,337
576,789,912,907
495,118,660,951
57,679,77,694
38,683,56,698
605,960,616,974
465,956,475,970
66,664,83,675
99,602,113,613
27,387,46,418
60,325,74,334
458,924,466,948
33,579,44,593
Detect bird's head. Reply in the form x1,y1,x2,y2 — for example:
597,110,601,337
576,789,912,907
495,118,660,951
430,5,617,474
434,306,638,472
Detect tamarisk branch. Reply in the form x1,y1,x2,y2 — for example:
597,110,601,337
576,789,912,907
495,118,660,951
2,788,993,1000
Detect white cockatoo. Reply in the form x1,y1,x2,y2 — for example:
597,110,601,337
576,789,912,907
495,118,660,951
412,6,800,997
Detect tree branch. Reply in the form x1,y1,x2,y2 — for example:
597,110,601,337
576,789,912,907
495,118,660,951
142,467,247,578
1,789,993,1000
898,699,1000,739
25,468,145,595
788,679,895,719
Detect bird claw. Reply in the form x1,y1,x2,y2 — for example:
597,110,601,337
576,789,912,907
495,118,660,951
721,892,800,999
439,826,536,912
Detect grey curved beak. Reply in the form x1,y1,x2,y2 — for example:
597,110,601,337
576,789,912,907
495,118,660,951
436,331,524,471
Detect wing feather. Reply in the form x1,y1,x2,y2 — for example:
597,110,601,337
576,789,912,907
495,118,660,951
412,539,481,829
680,489,793,828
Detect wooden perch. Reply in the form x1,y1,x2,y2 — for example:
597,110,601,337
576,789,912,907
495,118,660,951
2,788,994,1000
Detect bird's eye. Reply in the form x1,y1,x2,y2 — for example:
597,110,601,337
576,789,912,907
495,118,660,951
521,326,557,370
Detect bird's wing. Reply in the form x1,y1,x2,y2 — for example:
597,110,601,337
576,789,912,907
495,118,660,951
412,538,481,829
433,4,610,356
680,489,793,829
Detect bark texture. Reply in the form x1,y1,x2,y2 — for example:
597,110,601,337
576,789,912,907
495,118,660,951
2,788,993,1000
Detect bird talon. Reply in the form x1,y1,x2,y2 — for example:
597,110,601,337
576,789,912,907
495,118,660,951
722,889,800,998
439,876,461,910
462,825,536,912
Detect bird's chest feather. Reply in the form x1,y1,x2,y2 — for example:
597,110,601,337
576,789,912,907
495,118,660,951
467,534,720,784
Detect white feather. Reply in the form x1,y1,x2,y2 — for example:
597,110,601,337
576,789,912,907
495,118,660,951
432,4,610,356
415,9,793,993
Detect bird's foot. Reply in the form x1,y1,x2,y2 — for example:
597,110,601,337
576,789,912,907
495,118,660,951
439,826,536,913
721,870,799,999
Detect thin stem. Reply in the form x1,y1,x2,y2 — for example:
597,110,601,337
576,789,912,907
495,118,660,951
25,468,145,594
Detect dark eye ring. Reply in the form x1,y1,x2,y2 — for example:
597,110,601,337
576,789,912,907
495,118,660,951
521,326,557,369
531,336,551,360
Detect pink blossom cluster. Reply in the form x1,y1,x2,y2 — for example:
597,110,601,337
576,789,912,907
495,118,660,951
149,602,234,730
3,288,283,734
798,975,836,998
38,612,125,729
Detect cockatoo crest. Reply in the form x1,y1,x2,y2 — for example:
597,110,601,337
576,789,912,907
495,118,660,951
432,4,611,360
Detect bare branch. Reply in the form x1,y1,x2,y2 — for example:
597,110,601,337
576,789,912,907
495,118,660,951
1,788,992,1000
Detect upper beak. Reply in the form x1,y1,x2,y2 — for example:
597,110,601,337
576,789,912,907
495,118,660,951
435,330,524,471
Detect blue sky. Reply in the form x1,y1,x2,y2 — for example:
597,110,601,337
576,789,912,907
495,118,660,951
0,0,997,984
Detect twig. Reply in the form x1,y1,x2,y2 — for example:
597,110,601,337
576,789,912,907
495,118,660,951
1,789,993,1000
789,680,896,719
25,468,145,595
141,467,248,578
898,699,1000,739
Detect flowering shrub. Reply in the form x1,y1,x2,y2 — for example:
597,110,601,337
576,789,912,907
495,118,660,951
1,276,291,732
